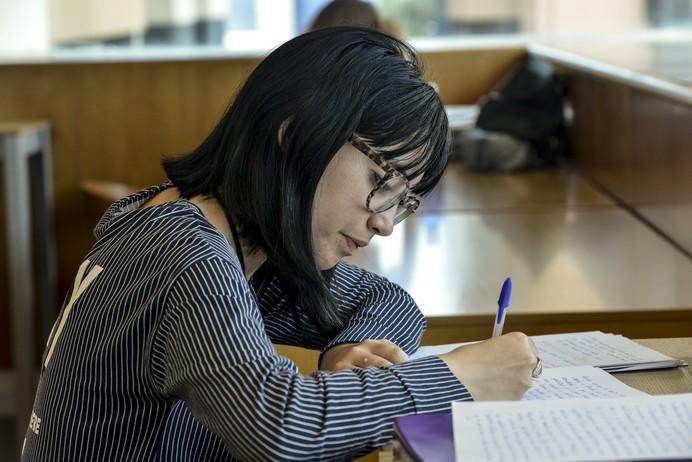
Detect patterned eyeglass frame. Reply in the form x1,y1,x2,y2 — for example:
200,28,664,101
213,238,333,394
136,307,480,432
349,134,421,221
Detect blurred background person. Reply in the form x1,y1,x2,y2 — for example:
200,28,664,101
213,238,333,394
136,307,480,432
308,0,380,31
307,0,405,38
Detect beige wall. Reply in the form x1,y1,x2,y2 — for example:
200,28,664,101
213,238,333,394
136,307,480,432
0,0,50,54
51,0,147,42
51,0,230,43
446,0,648,34
524,0,647,34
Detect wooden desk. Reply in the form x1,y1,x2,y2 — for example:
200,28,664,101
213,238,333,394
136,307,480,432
346,203,692,341
615,337,692,395
422,163,612,212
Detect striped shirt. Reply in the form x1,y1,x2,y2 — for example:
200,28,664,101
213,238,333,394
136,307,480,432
22,183,471,461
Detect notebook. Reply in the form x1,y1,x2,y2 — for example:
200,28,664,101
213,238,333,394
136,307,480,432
393,413,454,462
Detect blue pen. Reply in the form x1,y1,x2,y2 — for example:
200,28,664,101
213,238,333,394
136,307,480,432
492,277,512,338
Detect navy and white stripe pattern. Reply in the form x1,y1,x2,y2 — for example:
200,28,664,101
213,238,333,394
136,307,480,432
22,184,471,461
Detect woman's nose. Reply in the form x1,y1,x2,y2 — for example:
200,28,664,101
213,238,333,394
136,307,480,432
367,207,396,236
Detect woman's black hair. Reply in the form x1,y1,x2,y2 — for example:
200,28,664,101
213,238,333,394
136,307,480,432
163,27,450,335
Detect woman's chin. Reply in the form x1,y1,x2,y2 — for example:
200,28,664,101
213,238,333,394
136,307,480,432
316,253,341,270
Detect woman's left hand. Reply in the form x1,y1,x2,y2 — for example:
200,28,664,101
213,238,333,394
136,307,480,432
320,339,409,371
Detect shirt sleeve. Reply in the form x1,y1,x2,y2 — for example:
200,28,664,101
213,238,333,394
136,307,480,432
259,261,426,357
151,257,471,461
322,261,426,357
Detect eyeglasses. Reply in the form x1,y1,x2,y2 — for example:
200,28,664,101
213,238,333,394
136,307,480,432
349,134,421,225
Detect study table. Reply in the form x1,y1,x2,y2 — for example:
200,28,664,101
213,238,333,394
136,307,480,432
614,337,692,395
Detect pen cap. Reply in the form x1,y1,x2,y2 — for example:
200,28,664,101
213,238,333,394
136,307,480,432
497,277,512,309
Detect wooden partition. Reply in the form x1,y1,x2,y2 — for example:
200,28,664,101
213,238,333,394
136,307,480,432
531,41,692,256
0,57,260,294
567,74,692,254
0,47,525,367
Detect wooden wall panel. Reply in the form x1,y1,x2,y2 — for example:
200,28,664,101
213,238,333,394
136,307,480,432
420,48,526,104
423,311,692,345
670,104,692,164
0,160,7,367
565,70,692,257
0,58,259,301
568,71,692,204
569,75,633,169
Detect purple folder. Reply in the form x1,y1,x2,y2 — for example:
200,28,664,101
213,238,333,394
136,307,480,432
393,413,454,462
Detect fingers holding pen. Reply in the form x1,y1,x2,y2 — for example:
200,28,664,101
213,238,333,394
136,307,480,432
503,332,542,380
440,332,539,401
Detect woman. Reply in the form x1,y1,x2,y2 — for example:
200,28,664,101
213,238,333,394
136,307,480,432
23,28,539,461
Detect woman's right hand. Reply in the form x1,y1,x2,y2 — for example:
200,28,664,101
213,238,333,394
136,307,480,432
439,332,539,401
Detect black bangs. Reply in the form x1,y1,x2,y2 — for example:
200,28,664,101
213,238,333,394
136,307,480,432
356,68,450,198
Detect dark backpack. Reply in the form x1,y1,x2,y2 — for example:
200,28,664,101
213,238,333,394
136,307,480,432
474,55,569,167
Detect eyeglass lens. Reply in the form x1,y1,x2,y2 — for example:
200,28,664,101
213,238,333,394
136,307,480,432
370,175,408,213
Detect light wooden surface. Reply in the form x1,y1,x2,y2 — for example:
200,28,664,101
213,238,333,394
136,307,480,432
637,203,692,256
421,164,612,212
616,338,692,395
344,164,692,342
346,206,692,318
579,163,692,206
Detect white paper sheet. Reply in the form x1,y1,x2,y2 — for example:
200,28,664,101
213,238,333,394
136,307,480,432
452,394,692,461
531,331,678,369
409,331,682,372
522,366,647,400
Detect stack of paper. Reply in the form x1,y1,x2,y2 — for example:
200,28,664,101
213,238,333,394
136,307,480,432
445,105,479,131
452,393,692,461
409,331,684,372
532,331,684,372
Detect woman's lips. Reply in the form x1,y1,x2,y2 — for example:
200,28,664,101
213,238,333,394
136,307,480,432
342,234,367,255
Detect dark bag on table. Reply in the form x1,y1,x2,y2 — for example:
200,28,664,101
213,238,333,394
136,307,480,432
459,55,569,172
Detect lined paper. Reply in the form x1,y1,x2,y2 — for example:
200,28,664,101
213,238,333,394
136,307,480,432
532,331,680,370
523,366,647,400
453,394,692,461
